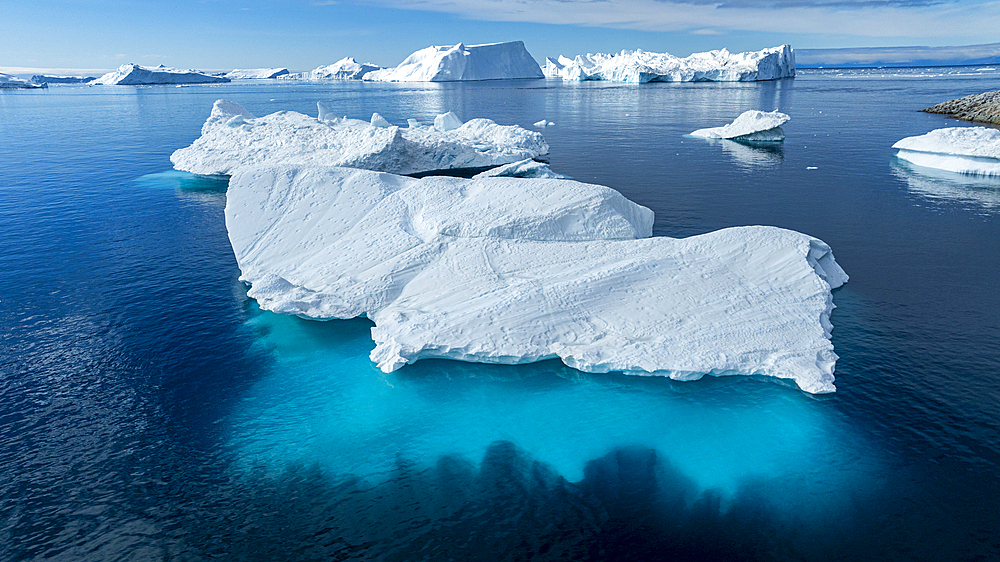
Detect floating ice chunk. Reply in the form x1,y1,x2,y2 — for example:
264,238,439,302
473,159,569,179
690,110,790,141
365,41,544,82
893,127,1000,176
171,100,549,176
91,64,229,85
316,101,339,122
226,165,847,394
543,45,795,83
308,57,382,80
434,111,464,132
534,120,555,127
370,112,391,128
224,68,290,80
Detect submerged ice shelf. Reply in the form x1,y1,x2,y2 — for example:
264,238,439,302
171,100,548,176
690,110,790,141
893,127,1000,176
543,45,795,83
225,166,847,394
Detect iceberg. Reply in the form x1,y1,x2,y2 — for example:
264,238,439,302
690,110,790,141
365,41,544,82
1,73,45,89
225,165,847,394
171,100,549,176
543,45,795,83
308,58,382,80
29,74,94,84
224,68,290,80
472,159,569,179
893,127,1000,176
91,64,230,85
922,90,1000,125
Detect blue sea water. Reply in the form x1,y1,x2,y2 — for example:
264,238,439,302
1,69,998,560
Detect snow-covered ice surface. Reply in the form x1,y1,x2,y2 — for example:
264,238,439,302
0,73,45,89
690,110,790,141
543,45,795,83
365,41,543,82
307,58,382,80
472,159,569,179
224,68,290,80
226,165,847,394
92,64,230,85
893,127,1000,176
171,100,549,176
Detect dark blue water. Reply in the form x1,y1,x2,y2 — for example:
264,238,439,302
2,69,998,560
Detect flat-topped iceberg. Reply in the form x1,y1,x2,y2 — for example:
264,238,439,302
171,100,548,176
1,73,45,89
690,110,790,141
365,41,543,82
92,64,230,85
543,45,795,83
224,68,290,80
307,57,382,80
226,165,847,394
893,127,1000,176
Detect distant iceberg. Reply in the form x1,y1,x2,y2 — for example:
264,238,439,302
543,45,795,83
226,165,847,394
365,41,544,82
893,127,1000,176
1,73,45,89
171,100,549,176
29,74,94,84
224,68,290,80
92,64,230,85
690,110,790,141
308,57,382,80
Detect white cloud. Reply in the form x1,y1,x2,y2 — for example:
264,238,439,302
364,0,1000,40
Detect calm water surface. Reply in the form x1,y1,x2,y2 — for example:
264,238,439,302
1,68,998,560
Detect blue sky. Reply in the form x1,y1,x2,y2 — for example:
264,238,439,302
2,0,999,73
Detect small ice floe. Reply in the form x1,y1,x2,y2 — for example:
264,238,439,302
893,127,1000,177
170,99,549,176
534,120,555,127
689,110,790,141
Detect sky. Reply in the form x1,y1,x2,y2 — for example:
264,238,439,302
2,0,1000,73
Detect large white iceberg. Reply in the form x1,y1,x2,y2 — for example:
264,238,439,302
365,41,544,82
690,110,790,141
171,100,549,176
224,68,290,80
543,45,795,83
308,57,382,80
226,165,847,394
893,127,1000,176
92,64,230,85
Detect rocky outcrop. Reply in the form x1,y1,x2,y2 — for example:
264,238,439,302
922,90,1000,125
